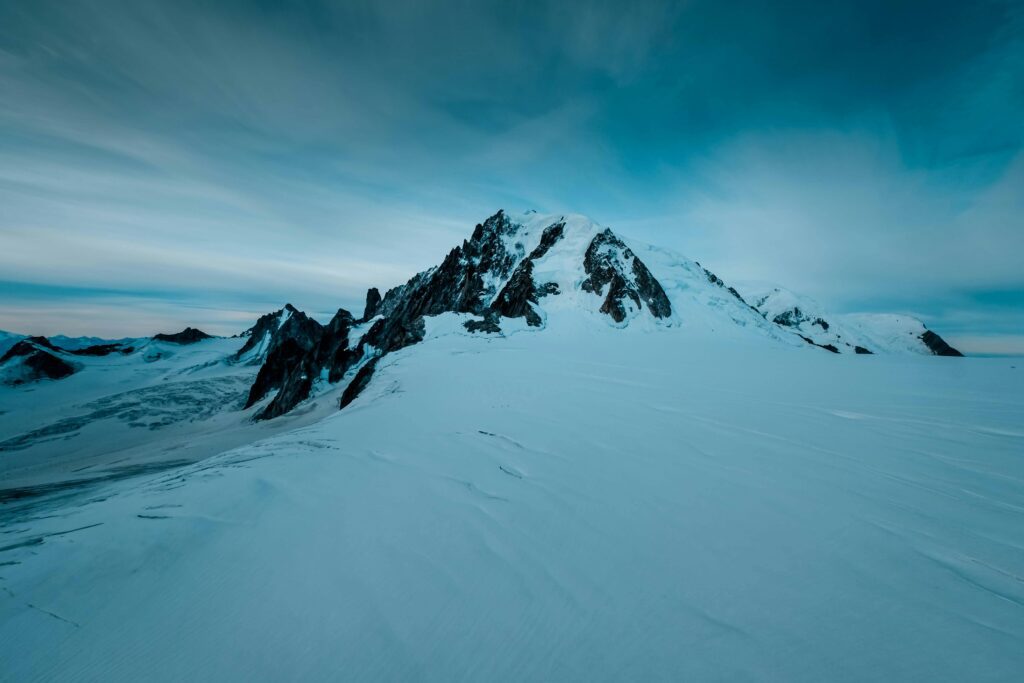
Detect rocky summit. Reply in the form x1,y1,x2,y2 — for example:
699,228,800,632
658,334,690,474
231,209,967,421
153,327,213,344
247,210,685,418
0,337,77,386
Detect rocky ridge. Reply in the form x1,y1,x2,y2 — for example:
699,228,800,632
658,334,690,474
250,210,675,418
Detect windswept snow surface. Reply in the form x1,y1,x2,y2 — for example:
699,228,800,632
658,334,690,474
1,311,1021,681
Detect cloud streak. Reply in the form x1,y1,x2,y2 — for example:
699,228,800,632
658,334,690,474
0,0,1021,350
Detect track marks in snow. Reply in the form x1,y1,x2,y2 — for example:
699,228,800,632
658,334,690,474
445,478,509,503
0,522,103,553
499,465,524,479
477,430,526,450
26,603,79,628
916,549,1024,611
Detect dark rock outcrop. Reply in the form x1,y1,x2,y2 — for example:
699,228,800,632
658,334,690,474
798,335,840,354
256,210,548,417
235,304,319,361
920,330,963,357
70,343,134,356
250,210,673,419
698,266,752,307
153,328,212,344
492,259,543,326
464,221,566,331
17,336,62,353
253,308,361,420
581,229,671,323
772,308,809,328
0,338,77,385
464,313,502,334
242,306,325,410
339,358,378,409
362,288,382,321
246,337,314,410
854,345,873,355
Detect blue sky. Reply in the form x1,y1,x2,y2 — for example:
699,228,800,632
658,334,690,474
1,0,1021,352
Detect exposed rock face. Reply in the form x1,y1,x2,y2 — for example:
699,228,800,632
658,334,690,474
252,210,548,417
854,346,873,355
581,229,671,323
362,288,382,321
798,335,840,354
242,306,325,410
464,314,502,334
253,308,361,420
246,338,314,410
317,309,359,383
492,259,544,326
371,210,528,346
920,330,963,357
464,221,566,331
19,336,63,353
771,307,810,328
153,328,212,344
246,210,679,419
237,309,288,356
701,266,751,306
0,338,77,385
235,304,319,361
339,358,378,409
70,343,134,357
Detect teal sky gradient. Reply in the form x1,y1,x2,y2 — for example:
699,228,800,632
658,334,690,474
1,0,1021,351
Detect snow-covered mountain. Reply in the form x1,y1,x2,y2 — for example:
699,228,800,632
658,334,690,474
0,336,79,386
739,283,963,355
0,331,142,357
240,210,961,420
3,210,1011,682
0,210,969,483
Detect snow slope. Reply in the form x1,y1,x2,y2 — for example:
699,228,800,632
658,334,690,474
1,313,1021,681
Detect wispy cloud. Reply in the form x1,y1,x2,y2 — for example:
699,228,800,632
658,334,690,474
0,0,1020,350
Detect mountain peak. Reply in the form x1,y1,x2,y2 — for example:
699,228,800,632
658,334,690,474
153,328,212,344
0,336,77,385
